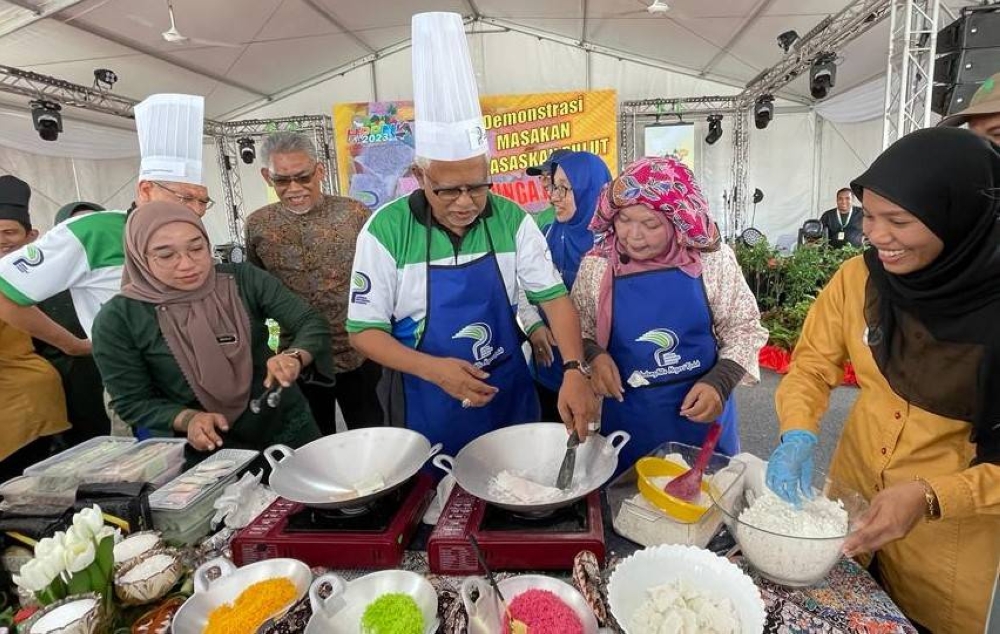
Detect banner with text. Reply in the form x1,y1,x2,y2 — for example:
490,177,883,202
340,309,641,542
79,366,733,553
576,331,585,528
334,89,617,213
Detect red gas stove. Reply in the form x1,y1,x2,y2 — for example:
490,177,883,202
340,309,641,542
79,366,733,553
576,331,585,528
427,486,605,574
232,472,434,569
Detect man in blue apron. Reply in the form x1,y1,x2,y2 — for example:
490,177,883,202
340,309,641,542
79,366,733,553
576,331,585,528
346,12,597,458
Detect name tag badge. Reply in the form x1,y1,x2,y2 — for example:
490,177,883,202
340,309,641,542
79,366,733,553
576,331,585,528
217,334,238,345
837,231,845,241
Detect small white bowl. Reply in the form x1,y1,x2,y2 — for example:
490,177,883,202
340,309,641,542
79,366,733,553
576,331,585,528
608,545,766,634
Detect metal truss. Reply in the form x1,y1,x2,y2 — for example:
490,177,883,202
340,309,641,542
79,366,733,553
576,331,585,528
0,65,227,135
618,96,742,168
881,0,940,148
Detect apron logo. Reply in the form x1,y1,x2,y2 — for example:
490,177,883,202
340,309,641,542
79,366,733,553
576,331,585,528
350,272,372,304
635,328,702,379
453,322,504,368
13,245,44,273
636,328,681,367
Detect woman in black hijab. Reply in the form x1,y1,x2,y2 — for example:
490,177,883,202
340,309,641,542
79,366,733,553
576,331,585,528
768,127,1000,633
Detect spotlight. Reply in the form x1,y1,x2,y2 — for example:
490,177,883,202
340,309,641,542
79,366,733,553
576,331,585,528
705,115,723,145
739,227,766,247
30,100,62,142
810,53,837,100
93,68,118,91
237,137,256,164
754,94,774,130
777,30,799,53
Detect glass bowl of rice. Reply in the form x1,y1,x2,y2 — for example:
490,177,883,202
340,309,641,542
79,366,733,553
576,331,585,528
709,468,869,587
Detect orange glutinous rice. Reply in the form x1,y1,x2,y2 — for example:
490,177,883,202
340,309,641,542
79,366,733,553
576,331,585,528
203,577,297,634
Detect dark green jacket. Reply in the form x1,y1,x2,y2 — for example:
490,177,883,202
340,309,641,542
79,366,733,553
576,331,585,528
92,263,333,452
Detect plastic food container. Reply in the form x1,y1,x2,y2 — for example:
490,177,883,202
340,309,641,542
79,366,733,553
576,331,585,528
0,476,76,510
608,442,745,549
24,436,136,491
78,439,186,485
150,449,258,545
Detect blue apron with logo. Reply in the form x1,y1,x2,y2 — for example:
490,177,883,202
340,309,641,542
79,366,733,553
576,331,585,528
403,225,540,457
601,268,739,474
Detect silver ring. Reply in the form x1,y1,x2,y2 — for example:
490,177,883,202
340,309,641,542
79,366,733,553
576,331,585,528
461,398,472,409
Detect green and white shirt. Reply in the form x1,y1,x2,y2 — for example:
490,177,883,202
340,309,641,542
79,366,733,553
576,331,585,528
0,211,126,338
347,192,566,347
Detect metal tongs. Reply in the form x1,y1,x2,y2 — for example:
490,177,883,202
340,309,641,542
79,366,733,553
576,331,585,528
249,385,283,414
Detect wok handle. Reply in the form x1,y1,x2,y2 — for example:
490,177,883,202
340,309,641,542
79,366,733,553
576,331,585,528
431,454,455,475
605,431,631,456
193,556,236,593
426,443,444,462
308,573,347,616
264,444,294,470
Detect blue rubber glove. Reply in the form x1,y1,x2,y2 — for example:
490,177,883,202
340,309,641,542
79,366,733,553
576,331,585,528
765,429,818,505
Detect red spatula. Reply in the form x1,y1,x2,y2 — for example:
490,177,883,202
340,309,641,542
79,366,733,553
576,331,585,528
663,422,722,502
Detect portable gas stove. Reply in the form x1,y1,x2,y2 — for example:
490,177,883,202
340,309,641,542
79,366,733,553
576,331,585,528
232,472,434,569
427,486,605,574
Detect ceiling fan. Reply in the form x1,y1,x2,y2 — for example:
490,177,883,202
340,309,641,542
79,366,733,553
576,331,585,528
611,0,686,20
159,0,241,47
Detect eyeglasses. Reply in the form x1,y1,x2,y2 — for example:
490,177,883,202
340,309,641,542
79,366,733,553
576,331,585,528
431,182,493,202
268,165,319,187
152,181,214,210
547,183,573,200
146,238,211,268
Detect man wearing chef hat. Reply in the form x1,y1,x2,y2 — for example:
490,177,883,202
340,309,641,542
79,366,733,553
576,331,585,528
0,94,213,361
347,12,597,457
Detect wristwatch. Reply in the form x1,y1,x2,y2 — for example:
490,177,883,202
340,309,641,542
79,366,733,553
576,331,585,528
282,348,305,366
914,477,941,521
563,359,592,378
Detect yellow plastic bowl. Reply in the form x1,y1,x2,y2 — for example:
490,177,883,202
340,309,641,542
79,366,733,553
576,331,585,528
636,457,713,523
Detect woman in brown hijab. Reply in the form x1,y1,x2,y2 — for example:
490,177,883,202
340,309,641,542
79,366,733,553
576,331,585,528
92,201,333,458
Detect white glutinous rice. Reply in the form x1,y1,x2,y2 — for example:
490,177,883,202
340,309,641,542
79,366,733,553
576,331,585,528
487,470,564,504
630,579,739,634
120,553,175,583
736,488,848,585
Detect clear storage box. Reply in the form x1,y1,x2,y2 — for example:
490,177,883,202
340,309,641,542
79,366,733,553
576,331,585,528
24,436,136,491
0,476,76,510
608,441,746,549
78,438,186,485
150,449,258,545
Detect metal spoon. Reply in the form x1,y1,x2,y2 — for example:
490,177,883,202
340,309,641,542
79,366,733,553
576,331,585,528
249,385,283,414
468,535,528,634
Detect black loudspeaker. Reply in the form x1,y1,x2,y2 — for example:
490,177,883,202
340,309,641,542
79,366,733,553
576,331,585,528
936,48,1000,84
937,8,1000,54
933,82,983,116
933,7,1000,116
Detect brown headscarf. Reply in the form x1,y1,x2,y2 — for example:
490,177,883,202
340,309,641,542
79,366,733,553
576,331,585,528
120,201,253,423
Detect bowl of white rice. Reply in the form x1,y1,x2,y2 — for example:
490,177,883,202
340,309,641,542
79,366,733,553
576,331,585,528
709,468,869,587
607,545,766,634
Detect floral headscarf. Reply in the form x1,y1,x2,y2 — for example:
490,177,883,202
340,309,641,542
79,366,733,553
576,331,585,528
591,157,720,347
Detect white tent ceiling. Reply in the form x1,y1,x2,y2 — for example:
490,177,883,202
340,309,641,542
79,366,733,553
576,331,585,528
0,0,976,126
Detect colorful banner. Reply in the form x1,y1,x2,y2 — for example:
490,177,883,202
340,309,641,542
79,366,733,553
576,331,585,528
334,89,617,213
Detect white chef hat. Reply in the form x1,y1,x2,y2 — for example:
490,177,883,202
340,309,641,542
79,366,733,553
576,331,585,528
411,12,487,162
135,93,205,185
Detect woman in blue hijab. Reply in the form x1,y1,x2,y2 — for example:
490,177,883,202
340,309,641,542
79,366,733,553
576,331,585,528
523,151,611,420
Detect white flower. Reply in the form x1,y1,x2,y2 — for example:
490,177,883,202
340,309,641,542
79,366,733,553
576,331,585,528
71,505,104,540
63,527,96,574
34,532,67,560
95,525,119,544
12,557,61,593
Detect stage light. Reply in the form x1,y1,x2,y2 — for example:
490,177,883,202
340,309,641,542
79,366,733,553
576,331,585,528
238,137,256,164
705,115,723,145
30,100,62,142
93,68,118,91
754,94,774,129
777,30,799,53
810,53,838,100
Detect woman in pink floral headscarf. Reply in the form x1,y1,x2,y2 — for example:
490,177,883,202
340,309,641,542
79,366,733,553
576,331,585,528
571,157,767,472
